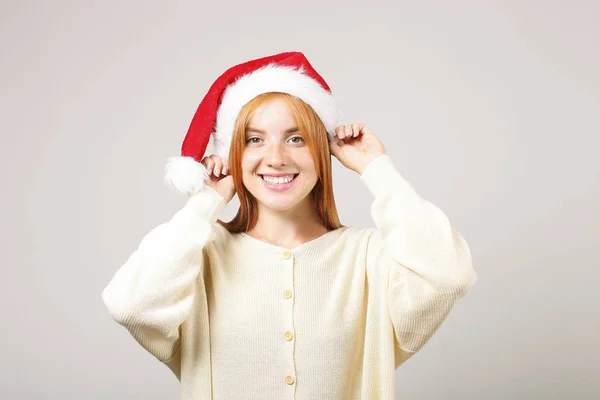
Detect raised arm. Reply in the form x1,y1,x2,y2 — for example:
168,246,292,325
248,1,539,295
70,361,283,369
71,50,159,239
101,185,227,363
361,154,476,367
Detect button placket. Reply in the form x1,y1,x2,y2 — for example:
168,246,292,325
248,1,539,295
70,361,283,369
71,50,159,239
281,249,297,393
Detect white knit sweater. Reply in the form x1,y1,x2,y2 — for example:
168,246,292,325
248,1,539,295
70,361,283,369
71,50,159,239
102,154,476,399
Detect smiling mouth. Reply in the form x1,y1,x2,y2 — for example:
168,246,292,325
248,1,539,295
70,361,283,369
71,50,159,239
259,174,299,184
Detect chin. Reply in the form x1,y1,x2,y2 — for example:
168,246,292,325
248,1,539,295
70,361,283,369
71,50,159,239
256,192,302,211
260,202,295,212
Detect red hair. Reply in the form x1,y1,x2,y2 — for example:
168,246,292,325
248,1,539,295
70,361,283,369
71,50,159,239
217,92,344,233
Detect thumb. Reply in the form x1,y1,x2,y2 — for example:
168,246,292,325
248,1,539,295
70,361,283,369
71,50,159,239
329,138,343,158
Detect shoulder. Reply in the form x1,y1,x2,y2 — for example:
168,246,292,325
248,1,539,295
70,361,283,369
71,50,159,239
210,221,235,246
335,225,381,257
342,225,386,261
335,226,388,279
338,225,378,241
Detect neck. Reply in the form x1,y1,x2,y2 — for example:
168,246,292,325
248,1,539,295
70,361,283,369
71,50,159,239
247,196,328,248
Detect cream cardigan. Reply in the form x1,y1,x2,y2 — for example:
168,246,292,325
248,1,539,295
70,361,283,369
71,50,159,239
102,154,476,399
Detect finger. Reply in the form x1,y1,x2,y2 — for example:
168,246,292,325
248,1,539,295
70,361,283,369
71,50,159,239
344,125,352,137
329,137,341,157
336,125,345,139
207,155,223,177
352,124,360,137
213,157,222,177
202,157,215,175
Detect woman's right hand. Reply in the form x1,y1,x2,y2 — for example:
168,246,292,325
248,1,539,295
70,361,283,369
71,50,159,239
201,155,236,203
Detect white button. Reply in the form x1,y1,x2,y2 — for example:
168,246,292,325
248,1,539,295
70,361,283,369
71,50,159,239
283,290,293,299
284,331,294,341
282,250,291,260
285,375,295,385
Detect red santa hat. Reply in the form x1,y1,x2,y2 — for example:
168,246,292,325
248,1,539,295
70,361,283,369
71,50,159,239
164,51,340,196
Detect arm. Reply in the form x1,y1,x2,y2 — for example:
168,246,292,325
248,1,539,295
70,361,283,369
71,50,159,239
361,155,476,366
101,185,227,362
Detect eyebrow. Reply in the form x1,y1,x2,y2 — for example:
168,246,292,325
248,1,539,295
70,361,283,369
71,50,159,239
246,127,300,134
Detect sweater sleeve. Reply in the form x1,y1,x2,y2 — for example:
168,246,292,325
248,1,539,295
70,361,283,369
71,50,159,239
101,185,227,363
360,154,476,367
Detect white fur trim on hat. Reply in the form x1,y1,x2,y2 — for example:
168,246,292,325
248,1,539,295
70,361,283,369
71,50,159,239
164,156,210,197
212,64,339,163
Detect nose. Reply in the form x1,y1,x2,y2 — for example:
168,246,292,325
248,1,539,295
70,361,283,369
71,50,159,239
266,141,285,167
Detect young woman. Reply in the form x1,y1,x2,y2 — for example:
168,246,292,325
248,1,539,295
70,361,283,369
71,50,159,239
102,52,476,400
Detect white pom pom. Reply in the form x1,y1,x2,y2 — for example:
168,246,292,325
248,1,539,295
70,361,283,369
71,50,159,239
164,156,210,197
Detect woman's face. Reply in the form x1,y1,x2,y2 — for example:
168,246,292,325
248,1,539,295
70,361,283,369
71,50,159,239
241,97,318,213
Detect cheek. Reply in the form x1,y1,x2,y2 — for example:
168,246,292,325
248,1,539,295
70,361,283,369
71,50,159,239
242,152,262,174
296,152,316,173
242,152,262,181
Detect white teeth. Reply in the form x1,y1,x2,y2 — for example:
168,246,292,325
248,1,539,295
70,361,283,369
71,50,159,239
262,175,295,184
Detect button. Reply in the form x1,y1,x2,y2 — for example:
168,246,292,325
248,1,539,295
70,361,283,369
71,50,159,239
282,250,291,259
283,290,293,299
285,375,295,385
284,331,294,341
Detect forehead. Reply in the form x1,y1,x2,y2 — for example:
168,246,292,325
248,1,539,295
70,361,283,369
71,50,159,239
248,98,296,130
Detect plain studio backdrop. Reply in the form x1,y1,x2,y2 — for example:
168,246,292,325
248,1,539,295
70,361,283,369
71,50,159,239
1,1,598,399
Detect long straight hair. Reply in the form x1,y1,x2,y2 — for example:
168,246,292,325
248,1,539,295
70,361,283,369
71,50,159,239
217,92,344,233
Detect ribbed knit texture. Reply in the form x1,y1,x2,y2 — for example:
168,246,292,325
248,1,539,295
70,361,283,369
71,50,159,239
101,154,476,400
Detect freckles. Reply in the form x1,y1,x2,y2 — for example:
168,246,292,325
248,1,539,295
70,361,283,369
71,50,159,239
244,154,262,168
296,153,315,167
245,154,262,161
242,153,263,174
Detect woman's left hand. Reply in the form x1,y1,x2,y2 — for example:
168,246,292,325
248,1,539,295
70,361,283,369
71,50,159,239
329,124,387,175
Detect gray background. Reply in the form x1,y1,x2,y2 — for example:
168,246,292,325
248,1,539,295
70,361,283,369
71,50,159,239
2,0,598,399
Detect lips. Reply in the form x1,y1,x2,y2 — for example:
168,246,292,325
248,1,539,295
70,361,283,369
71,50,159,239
259,174,298,181
259,173,299,191
259,174,298,178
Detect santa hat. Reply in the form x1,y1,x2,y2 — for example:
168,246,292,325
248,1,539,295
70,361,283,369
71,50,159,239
164,51,340,197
